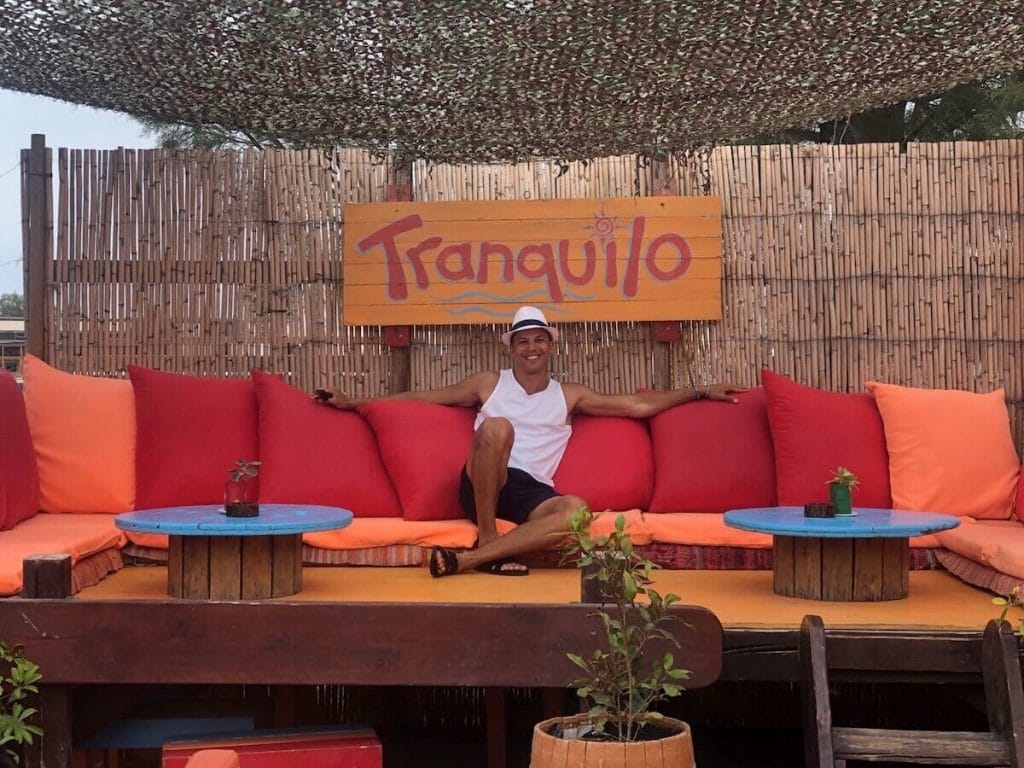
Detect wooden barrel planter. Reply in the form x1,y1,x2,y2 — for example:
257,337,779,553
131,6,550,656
530,714,694,768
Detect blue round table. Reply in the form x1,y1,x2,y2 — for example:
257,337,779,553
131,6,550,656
724,506,960,601
116,504,352,599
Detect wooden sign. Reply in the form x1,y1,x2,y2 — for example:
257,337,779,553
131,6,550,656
343,196,721,325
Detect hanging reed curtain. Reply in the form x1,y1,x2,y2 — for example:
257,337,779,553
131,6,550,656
41,141,1024,447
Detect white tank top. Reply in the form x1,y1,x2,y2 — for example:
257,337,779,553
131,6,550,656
475,369,571,487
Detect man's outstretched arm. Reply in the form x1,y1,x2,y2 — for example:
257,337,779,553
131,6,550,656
565,382,746,419
317,371,497,410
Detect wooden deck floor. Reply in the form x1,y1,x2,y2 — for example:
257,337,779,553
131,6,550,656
79,564,1020,632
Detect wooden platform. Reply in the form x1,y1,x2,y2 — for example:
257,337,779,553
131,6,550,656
78,564,1012,632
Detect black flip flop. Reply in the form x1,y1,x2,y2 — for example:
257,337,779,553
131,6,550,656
477,558,529,576
428,546,459,578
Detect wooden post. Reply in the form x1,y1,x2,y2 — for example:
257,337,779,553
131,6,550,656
385,159,413,394
651,153,679,390
21,555,72,599
38,685,73,768
22,134,51,361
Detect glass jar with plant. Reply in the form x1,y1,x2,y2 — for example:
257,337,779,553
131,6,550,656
530,507,695,767
0,639,42,768
224,459,260,518
828,466,859,516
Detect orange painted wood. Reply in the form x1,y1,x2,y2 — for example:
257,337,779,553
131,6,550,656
343,196,722,325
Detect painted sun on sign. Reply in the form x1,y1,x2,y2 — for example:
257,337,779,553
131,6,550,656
342,196,722,325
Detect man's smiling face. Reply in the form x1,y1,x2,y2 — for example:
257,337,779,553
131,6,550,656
509,328,553,374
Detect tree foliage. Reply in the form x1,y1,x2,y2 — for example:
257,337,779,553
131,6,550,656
744,72,1024,145
0,294,23,319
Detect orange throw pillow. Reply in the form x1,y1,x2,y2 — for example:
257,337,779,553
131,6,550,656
866,382,1019,519
22,355,136,513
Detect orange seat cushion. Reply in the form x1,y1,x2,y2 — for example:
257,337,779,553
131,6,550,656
866,382,1019,519
937,519,1024,580
22,355,135,514
642,512,773,548
0,513,125,596
304,518,480,550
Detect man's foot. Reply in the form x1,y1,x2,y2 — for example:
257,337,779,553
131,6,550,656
477,558,529,576
428,546,460,578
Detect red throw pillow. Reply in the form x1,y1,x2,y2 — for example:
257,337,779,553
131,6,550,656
129,366,258,509
358,401,476,521
761,369,891,507
553,415,653,510
648,387,776,513
253,371,402,516
0,371,40,529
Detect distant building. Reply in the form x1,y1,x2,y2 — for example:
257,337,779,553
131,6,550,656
0,318,25,377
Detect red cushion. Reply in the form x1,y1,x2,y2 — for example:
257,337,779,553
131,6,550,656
761,369,891,507
648,387,776,513
553,415,653,510
252,371,402,516
0,371,40,529
358,401,476,521
129,366,259,509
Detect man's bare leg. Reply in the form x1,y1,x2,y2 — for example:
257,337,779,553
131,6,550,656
456,494,587,573
466,417,514,547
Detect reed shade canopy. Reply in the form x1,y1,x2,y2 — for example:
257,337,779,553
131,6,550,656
3,1,1024,163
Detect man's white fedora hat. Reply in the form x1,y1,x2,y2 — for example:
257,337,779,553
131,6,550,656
500,306,559,345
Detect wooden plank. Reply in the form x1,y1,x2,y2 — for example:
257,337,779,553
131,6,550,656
21,554,72,599
241,536,274,600
820,539,853,602
343,196,723,325
880,537,909,600
271,534,301,598
0,602,723,688
852,538,885,601
773,536,795,596
23,134,51,360
182,537,212,599
833,727,1008,764
167,535,184,598
484,687,507,768
39,685,73,768
208,536,242,600
799,616,833,768
793,537,823,600
982,620,1024,764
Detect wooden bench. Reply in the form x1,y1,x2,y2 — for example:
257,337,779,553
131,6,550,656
2,558,723,768
800,614,1024,767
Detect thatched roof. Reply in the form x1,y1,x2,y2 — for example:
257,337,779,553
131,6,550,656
2,1,1023,162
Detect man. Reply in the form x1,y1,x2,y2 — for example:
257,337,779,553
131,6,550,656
318,306,743,577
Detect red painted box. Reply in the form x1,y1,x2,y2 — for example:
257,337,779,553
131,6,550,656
162,726,381,768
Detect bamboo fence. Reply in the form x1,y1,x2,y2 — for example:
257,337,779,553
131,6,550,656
27,140,1024,448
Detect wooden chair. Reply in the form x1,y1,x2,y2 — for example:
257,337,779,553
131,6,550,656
800,614,1024,767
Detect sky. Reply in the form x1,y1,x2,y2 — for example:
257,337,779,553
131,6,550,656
0,89,153,298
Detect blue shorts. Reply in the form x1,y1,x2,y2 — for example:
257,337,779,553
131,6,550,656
459,466,560,525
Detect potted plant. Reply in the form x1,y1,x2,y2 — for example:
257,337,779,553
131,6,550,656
828,466,859,516
530,507,695,767
224,459,260,518
0,638,42,767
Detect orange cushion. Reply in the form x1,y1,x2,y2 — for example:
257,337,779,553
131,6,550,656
304,518,480,550
0,513,125,596
866,382,1020,519
22,355,135,514
493,509,653,546
185,750,240,768
643,512,773,548
937,519,1024,580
